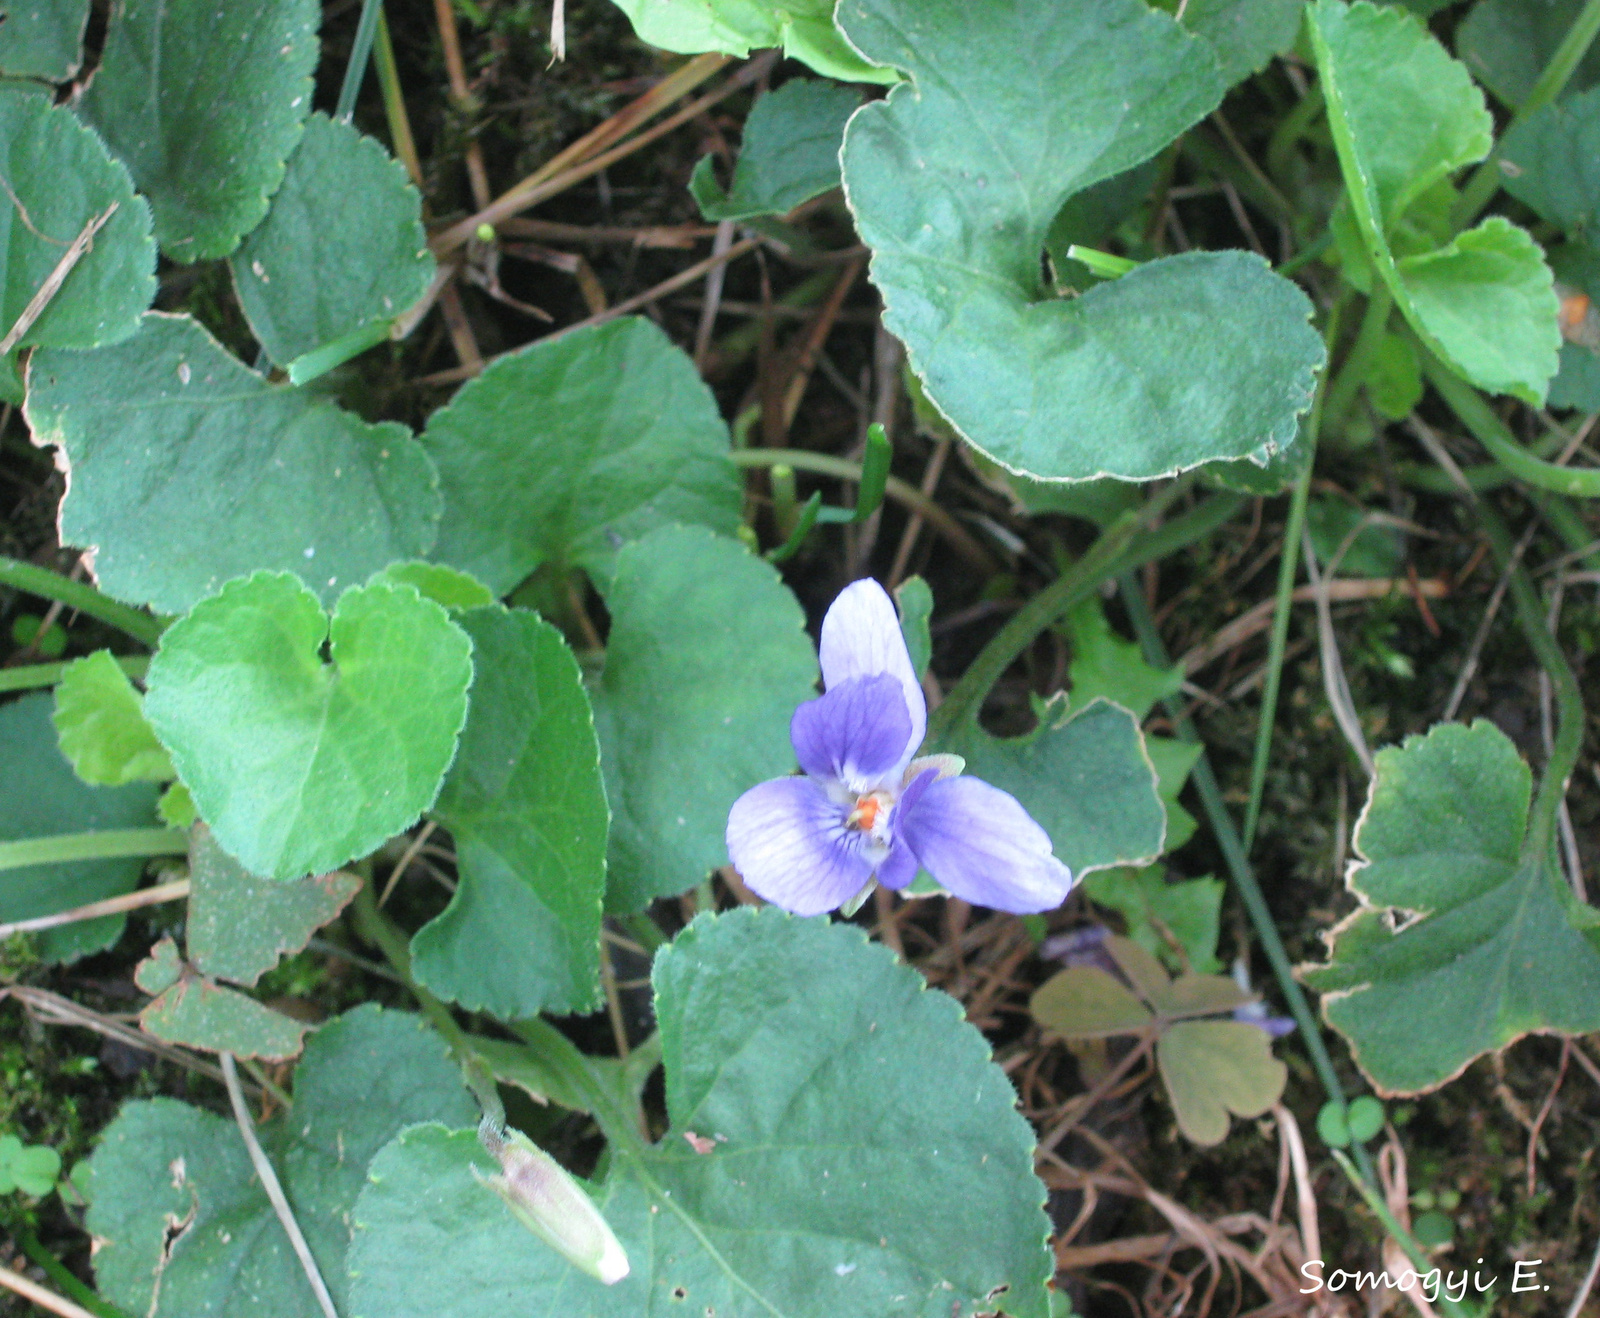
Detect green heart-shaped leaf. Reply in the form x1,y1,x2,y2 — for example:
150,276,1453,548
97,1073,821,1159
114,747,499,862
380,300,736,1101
0,88,154,353
838,0,1325,481
143,572,474,880
690,80,860,222
53,650,172,786
592,526,818,912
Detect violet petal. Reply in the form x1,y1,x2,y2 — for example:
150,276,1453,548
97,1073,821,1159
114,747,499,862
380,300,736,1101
725,776,875,916
789,673,913,793
818,579,926,771
896,775,1073,914
876,841,919,891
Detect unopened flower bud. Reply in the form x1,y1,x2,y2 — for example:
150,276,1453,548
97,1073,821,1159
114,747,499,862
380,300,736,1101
474,1119,629,1285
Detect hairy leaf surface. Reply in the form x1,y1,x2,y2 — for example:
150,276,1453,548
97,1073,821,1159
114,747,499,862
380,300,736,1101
592,527,817,911
838,0,1323,481
87,1007,476,1318
1302,721,1600,1094
77,0,318,259
27,314,441,613
412,607,610,1019
424,318,741,595
348,910,1053,1318
143,573,474,880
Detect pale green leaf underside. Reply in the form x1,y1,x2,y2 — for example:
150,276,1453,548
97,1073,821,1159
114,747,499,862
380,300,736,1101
946,697,1166,879
424,317,741,596
143,573,474,880
592,527,818,912
0,693,158,962
1302,721,1600,1094
186,825,361,987
26,313,442,613
139,970,310,1060
231,113,434,369
0,0,89,79
608,0,897,82
691,79,859,221
1310,0,1559,404
413,607,610,1019
348,910,1053,1318
0,88,155,350
87,1006,476,1318
53,649,172,785
77,0,319,260
838,0,1324,481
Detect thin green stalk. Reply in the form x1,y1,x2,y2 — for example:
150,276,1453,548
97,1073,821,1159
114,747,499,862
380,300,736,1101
13,1226,132,1318
1242,458,1314,851
349,884,508,1119
0,828,188,874
1425,358,1600,497
372,10,422,188
1117,577,1349,1106
1273,229,1330,278
335,0,385,122
1266,84,1323,183
1329,1152,1482,1318
1454,0,1600,227
928,477,1199,741
1322,283,1391,433
620,912,668,955
0,557,163,647
1527,488,1600,572
0,654,146,694
1474,500,1585,859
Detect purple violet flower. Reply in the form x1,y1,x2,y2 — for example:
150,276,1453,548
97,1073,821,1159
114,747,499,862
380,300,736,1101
725,579,1074,917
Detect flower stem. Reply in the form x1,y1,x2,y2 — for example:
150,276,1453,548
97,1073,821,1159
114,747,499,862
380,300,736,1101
1423,359,1600,498
1454,0,1600,228
0,557,164,647
928,476,1209,741
0,828,188,874
0,654,147,694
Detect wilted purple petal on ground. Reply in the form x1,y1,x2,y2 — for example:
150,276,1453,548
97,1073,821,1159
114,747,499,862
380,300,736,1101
789,673,913,792
896,775,1073,914
726,776,873,917
817,579,926,771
